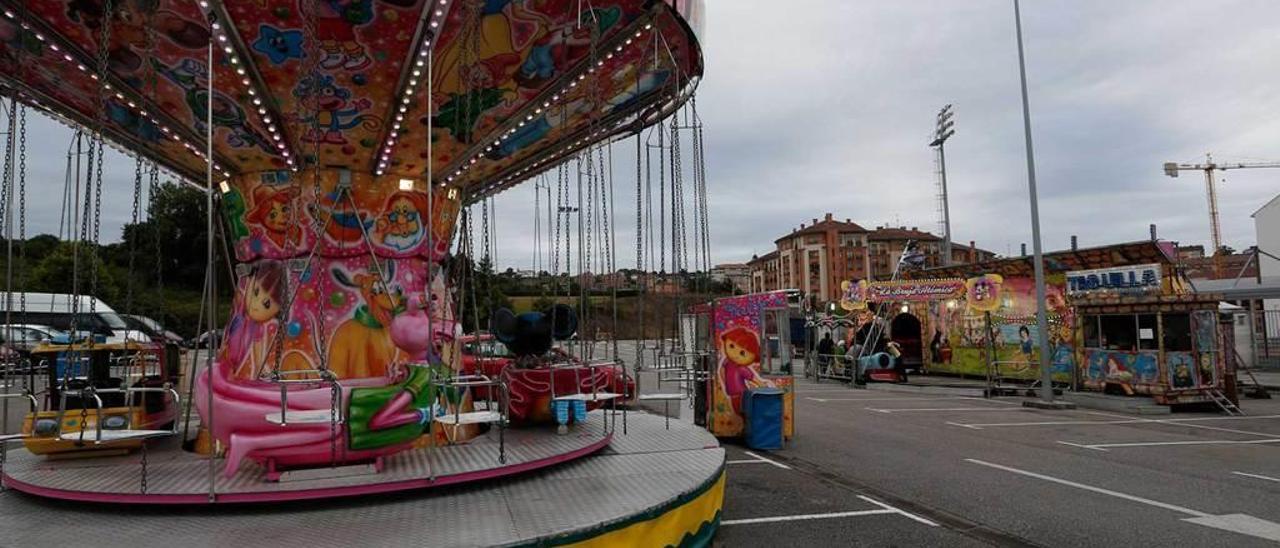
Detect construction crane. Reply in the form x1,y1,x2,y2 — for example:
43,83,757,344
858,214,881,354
1162,153,1280,255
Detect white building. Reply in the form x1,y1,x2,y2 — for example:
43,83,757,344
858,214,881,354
1255,193,1280,311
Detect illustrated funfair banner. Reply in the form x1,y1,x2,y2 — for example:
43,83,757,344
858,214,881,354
840,279,966,311
710,291,794,438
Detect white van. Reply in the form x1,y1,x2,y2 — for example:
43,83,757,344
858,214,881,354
0,293,149,345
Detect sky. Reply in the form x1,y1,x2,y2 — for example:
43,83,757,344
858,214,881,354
13,0,1280,272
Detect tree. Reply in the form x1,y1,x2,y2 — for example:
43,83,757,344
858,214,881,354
27,241,119,303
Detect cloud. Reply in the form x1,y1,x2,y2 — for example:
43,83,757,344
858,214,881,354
13,1,1280,274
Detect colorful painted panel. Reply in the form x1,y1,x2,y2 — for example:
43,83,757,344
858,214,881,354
709,291,794,438
925,274,1074,382
225,171,459,262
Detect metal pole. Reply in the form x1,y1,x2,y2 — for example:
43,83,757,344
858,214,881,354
1013,0,1053,402
939,143,952,266
205,43,217,502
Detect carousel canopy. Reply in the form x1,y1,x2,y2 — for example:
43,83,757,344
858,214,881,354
0,0,704,201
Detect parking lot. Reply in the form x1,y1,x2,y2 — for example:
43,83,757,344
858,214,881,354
713,377,1280,546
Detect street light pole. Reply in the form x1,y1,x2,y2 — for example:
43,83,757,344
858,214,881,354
930,105,956,266
1013,0,1054,403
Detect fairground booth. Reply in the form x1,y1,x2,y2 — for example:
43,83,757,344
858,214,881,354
844,240,1232,406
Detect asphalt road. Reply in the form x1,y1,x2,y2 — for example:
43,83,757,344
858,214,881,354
712,374,1280,547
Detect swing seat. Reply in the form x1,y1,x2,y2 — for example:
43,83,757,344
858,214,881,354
638,393,686,401
58,429,173,443
553,392,623,402
265,410,344,425
433,410,504,425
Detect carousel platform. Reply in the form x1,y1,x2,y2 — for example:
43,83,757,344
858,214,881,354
0,411,725,546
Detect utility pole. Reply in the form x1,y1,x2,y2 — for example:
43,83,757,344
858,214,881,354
930,105,955,265
1013,0,1061,407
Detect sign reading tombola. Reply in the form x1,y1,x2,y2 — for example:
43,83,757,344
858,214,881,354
840,278,966,310
1065,264,1161,296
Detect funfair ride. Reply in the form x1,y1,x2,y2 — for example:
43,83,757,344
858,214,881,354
0,1,717,533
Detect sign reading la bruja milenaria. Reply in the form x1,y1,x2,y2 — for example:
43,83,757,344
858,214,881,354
1065,264,1161,296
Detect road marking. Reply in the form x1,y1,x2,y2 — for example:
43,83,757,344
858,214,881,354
1056,441,1107,451
808,396,974,403
856,495,940,527
740,450,792,470
964,458,1208,517
967,459,1280,543
1232,471,1280,483
949,414,1280,436
1058,438,1280,450
945,421,982,430
721,509,895,526
867,407,1030,414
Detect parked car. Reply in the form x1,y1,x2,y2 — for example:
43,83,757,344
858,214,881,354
122,314,184,345
186,329,223,350
0,293,148,345
0,324,67,353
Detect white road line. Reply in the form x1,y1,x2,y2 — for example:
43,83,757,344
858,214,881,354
721,509,895,526
808,396,975,403
956,418,1151,428
1059,438,1280,450
964,458,1208,517
856,495,940,527
1056,441,1107,452
1232,471,1280,483
967,459,1280,542
726,460,769,465
742,450,792,470
868,407,1030,414
945,421,982,430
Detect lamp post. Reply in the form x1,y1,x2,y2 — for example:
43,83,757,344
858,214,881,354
930,105,955,266
1013,0,1057,405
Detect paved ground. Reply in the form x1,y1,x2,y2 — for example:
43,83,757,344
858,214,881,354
7,343,1280,546
712,371,1280,546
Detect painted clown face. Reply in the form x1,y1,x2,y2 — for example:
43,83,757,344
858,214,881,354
725,338,757,366
380,197,425,251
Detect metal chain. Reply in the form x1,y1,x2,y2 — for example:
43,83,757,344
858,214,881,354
126,156,143,317
17,104,25,331
87,0,114,336
149,164,164,326
140,440,148,494
330,382,339,466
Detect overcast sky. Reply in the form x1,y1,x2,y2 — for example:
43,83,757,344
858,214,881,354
17,0,1280,272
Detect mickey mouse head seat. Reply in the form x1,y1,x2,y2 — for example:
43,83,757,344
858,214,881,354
490,304,578,360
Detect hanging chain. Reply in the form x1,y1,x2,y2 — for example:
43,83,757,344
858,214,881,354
140,440,149,494
149,164,165,326
126,156,143,317
87,0,114,335
17,104,25,327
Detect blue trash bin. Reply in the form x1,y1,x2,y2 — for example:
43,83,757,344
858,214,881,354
742,387,785,450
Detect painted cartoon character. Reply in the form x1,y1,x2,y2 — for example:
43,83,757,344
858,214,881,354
308,189,374,245
514,7,619,88
328,262,401,379
311,0,375,70
225,261,286,380
1197,353,1215,387
1018,325,1034,367
67,0,208,74
429,55,521,144
376,191,428,252
154,58,273,152
293,74,379,145
245,185,304,250
719,326,772,413
1172,361,1195,388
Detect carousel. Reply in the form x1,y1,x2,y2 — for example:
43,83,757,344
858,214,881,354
0,0,722,545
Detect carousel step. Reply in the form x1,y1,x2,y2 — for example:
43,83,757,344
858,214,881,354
58,429,173,443
433,410,504,425
265,410,343,425
553,392,624,402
